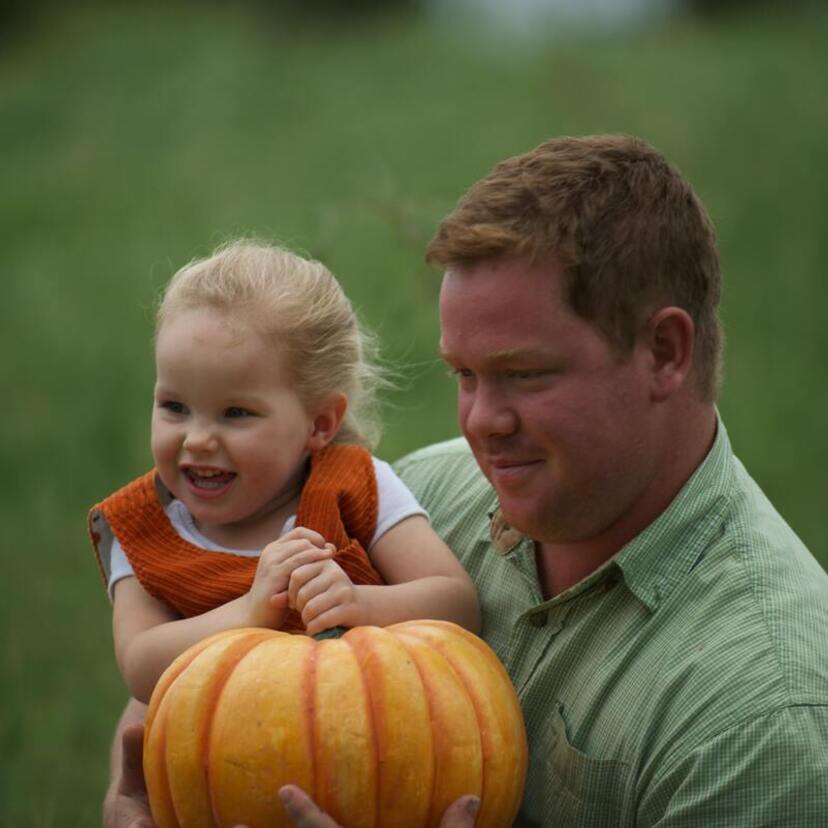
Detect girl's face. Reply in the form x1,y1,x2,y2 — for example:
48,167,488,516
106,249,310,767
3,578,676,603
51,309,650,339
151,307,323,548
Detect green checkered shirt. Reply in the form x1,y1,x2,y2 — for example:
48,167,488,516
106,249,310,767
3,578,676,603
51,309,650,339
395,419,828,826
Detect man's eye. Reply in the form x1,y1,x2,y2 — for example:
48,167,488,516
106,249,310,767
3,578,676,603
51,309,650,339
225,407,252,418
159,400,186,415
448,368,474,380
508,370,550,381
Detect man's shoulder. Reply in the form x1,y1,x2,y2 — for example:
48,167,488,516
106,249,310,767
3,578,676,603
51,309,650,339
394,436,474,466
721,457,828,681
645,461,828,749
393,438,495,528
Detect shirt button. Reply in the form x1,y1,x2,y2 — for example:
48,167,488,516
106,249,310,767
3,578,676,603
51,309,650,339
529,612,547,628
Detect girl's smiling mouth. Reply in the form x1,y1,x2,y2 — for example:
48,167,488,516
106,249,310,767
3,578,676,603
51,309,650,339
181,466,237,495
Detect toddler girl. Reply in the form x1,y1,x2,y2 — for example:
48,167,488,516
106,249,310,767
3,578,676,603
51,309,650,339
89,240,480,703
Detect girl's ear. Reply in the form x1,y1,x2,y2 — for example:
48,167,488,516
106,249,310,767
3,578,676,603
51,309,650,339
643,306,695,402
307,393,348,451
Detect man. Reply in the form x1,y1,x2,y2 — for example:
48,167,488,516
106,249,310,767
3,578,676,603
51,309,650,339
106,135,828,826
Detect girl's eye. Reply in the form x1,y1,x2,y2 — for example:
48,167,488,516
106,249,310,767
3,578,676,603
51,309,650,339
225,407,252,419
159,400,186,415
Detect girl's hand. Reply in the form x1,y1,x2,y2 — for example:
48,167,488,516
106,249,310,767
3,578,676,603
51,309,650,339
246,528,334,628
287,558,362,635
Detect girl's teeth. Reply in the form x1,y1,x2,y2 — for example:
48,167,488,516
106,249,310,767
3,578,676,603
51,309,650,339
193,477,225,489
186,470,234,488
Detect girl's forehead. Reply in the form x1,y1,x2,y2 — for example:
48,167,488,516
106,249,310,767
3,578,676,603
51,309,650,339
158,305,273,347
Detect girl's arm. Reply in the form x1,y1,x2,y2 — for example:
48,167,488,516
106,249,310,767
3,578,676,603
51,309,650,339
112,577,251,704
289,516,481,635
362,515,481,631
113,528,334,704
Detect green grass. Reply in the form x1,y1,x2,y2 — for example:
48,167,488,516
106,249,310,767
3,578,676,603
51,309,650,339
1,3,826,823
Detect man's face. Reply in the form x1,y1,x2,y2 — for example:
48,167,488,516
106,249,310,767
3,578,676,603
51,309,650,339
439,256,657,545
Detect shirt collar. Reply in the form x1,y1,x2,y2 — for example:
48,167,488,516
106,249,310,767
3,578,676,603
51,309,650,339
615,414,734,612
487,413,735,612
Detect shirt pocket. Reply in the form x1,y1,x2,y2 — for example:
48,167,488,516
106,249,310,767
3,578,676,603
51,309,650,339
518,703,632,828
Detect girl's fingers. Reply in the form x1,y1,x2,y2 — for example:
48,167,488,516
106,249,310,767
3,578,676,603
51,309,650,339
269,590,289,608
261,539,317,564
287,562,332,609
260,547,331,581
278,526,328,548
304,605,346,637
300,588,341,627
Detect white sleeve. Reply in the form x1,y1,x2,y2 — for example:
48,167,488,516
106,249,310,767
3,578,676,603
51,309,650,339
108,535,136,598
370,457,428,549
90,508,137,601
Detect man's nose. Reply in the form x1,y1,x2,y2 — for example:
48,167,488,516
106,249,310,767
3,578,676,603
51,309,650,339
461,383,518,439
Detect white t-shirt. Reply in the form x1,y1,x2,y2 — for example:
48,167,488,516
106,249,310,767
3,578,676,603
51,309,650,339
106,457,427,596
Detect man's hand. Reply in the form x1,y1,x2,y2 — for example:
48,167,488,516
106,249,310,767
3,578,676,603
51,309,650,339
278,785,480,827
104,721,250,828
103,723,154,828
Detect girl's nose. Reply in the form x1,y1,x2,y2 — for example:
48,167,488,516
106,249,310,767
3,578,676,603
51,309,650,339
183,425,219,454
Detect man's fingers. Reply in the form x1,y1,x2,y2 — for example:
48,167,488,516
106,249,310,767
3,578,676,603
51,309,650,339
119,723,147,796
439,795,480,827
278,785,342,827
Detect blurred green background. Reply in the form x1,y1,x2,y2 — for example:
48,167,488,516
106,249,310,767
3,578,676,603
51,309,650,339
1,0,826,823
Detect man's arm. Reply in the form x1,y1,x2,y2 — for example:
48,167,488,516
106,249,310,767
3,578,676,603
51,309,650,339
103,699,153,828
639,705,828,826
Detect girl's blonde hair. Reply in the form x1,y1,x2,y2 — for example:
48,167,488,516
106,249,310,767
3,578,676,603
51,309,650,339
157,240,387,449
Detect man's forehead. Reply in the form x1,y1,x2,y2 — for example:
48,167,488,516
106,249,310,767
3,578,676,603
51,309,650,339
438,342,557,365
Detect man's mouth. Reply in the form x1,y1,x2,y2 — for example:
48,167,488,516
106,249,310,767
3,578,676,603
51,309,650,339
487,458,543,484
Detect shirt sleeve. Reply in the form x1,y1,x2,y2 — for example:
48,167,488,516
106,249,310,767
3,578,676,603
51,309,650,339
371,457,428,548
639,705,828,826
107,534,136,597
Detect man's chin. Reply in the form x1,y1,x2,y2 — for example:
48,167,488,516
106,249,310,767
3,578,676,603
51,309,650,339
497,503,543,539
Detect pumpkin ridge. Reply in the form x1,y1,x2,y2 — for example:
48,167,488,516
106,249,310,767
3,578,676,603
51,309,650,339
394,633,457,828
343,630,381,828
438,648,488,826
394,625,493,825
203,631,277,827
146,631,234,736
305,639,320,811
155,697,181,828
397,624,527,828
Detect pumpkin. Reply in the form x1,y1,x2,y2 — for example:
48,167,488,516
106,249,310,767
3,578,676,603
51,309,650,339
144,620,527,828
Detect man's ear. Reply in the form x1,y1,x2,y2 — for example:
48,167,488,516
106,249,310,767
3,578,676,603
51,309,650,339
643,307,695,402
307,393,348,451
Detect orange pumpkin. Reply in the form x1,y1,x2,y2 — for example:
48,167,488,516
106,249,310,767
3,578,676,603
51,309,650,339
144,620,527,828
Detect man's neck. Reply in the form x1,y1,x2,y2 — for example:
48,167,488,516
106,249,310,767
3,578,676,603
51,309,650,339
535,404,717,598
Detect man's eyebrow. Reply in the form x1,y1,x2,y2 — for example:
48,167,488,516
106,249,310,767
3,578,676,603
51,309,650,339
437,347,555,365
